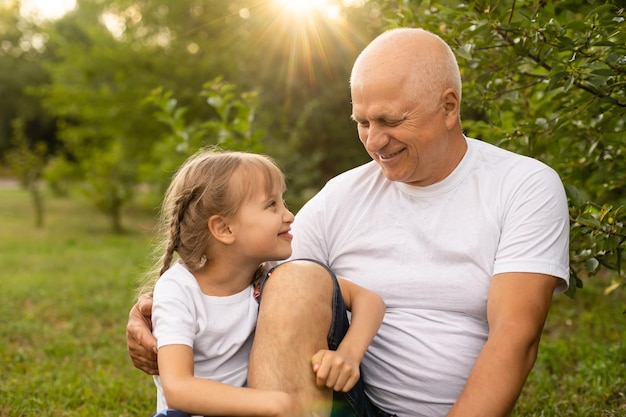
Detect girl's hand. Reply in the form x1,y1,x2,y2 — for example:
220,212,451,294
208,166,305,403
266,391,303,417
310,349,360,392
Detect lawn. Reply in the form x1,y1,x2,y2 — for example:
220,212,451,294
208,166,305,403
0,185,624,416
0,185,156,416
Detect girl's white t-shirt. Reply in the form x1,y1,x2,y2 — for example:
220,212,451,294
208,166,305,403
151,262,258,414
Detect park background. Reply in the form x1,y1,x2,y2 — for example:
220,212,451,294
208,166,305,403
1,0,624,415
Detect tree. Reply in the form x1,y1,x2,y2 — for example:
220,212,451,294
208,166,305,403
40,0,255,231
0,0,58,162
5,118,47,228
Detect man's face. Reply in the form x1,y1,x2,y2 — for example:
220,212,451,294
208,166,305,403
350,76,452,187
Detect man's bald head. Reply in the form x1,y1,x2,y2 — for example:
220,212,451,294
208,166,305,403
350,28,462,111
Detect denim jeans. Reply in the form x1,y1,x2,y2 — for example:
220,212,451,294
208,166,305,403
150,409,191,417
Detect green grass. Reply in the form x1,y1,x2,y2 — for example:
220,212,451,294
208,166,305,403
0,186,156,416
514,276,626,416
1,185,625,416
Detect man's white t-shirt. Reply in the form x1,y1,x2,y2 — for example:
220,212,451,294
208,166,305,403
151,262,257,414
290,137,570,416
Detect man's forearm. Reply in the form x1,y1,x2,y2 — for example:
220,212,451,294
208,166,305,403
446,333,539,417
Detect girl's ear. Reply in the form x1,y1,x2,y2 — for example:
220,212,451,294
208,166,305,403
208,215,235,244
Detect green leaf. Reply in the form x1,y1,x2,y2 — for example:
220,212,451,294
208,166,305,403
564,184,586,207
576,213,602,229
456,43,473,60
585,258,600,274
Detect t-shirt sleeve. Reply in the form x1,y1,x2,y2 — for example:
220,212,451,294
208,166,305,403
493,164,570,292
152,278,196,348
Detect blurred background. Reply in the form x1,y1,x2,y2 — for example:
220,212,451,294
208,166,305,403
0,0,624,415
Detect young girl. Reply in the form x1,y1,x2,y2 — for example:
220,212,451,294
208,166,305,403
145,149,384,417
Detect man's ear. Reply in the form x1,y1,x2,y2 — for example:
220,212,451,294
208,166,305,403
441,88,460,129
208,215,235,244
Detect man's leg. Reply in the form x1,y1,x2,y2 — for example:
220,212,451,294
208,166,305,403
248,260,334,416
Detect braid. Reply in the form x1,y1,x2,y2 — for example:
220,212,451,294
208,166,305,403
159,187,200,276
175,188,199,231
157,216,179,277
159,243,176,277
252,262,268,290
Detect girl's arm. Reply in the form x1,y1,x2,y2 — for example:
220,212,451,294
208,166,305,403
158,344,301,417
311,278,385,392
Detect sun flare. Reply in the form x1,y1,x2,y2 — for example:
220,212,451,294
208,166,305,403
20,0,76,20
275,0,340,19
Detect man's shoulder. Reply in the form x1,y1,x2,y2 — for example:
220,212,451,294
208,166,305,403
326,160,383,187
469,137,556,174
302,161,390,213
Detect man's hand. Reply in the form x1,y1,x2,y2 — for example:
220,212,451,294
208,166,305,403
126,294,158,375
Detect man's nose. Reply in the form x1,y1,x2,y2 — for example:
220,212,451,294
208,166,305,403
364,124,387,152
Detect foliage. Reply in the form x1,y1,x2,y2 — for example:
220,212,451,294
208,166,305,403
83,140,138,233
0,0,57,157
381,0,626,294
139,77,266,204
37,0,154,232
28,0,262,231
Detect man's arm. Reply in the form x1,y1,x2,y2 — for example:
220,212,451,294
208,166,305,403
446,272,558,417
126,294,159,375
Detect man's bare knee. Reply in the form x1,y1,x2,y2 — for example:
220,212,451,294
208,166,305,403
262,260,335,307
257,260,334,344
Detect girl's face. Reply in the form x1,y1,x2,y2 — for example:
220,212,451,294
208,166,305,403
228,182,294,264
